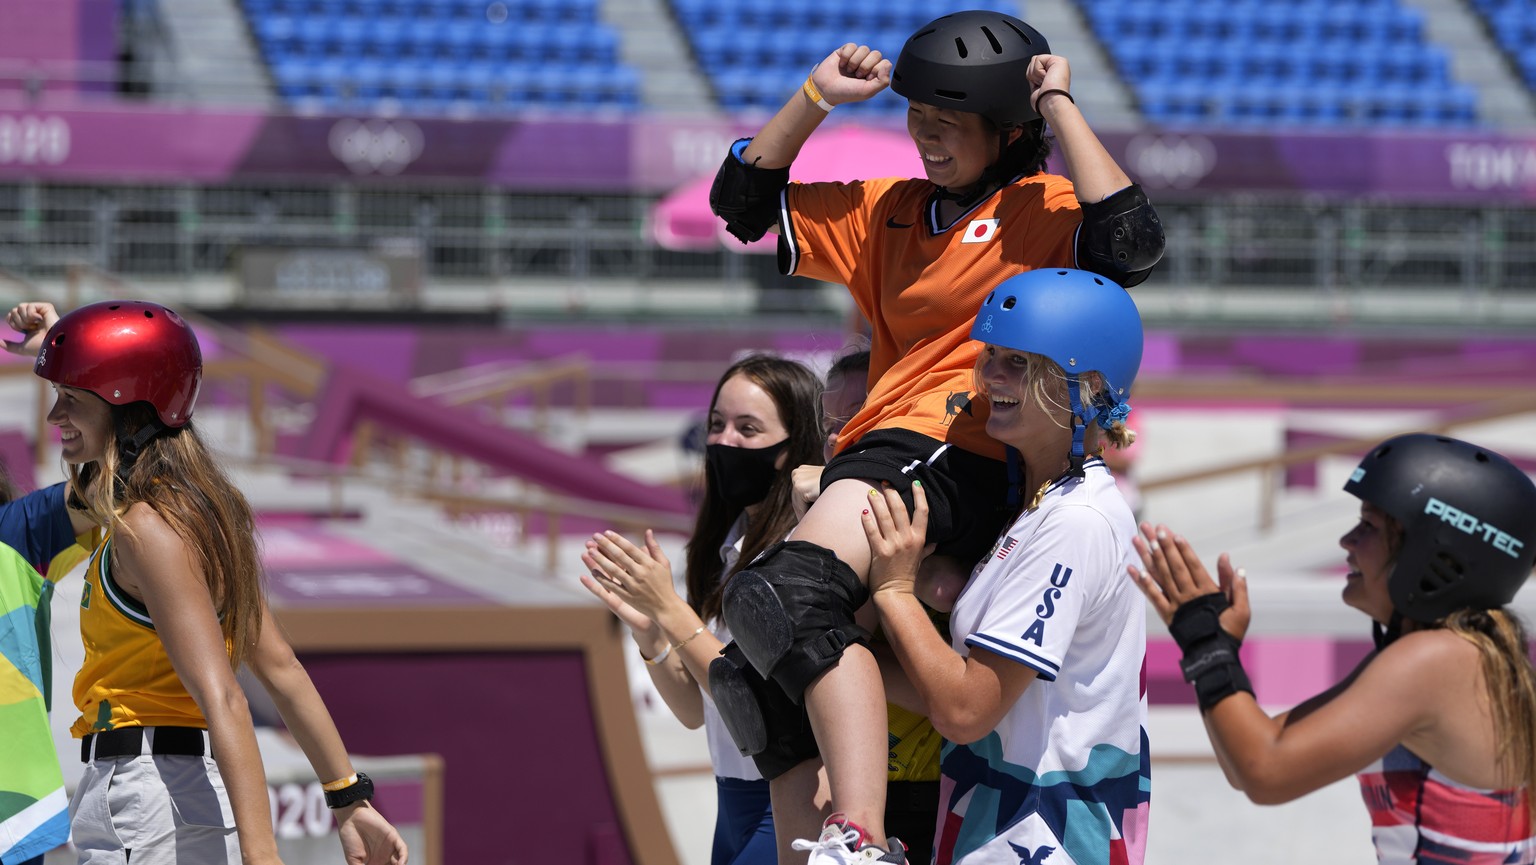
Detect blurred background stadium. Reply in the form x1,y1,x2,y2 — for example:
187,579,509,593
3,0,1535,862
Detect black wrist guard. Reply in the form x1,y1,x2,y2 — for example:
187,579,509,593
1168,592,1229,651
324,772,375,809
1169,594,1253,711
709,138,791,244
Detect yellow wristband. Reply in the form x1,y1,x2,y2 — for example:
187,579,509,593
802,75,834,112
322,773,358,792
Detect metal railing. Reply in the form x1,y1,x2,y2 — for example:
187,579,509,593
2,182,1533,322
1135,378,1536,530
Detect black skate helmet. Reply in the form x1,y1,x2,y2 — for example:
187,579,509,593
891,10,1052,128
1344,433,1536,624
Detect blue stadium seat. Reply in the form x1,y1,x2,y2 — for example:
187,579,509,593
690,27,728,67
477,21,516,60
295,17,334,56
1075,0,1481,128
664,0,1026,114
256,15,299,53
245,0,645,113
332,17,368,55
436,21,481,60
384,60,430,101
362,17,409,55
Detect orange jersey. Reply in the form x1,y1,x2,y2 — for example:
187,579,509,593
71,534,221,736
782,173,1082,460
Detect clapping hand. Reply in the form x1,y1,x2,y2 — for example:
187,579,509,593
1129,523,1251,643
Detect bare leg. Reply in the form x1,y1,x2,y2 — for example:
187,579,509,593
785,479,891,842
770,758,832,864
788,478,878,574
803,647,888,841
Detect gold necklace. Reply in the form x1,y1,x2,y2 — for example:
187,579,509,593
1025,477,1056,513
1023,450,1104,513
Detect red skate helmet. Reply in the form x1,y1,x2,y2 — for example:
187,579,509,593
34,300,203,428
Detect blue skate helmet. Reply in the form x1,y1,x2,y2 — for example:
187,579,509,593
970,268,1143,476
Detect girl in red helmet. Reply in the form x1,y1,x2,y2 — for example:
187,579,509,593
1131,433,1536,864
7,301,408,865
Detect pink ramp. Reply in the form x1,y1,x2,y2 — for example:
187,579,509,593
296,365,691,516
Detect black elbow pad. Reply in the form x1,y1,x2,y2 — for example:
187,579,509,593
709,138,791,245
1077,183,1165,287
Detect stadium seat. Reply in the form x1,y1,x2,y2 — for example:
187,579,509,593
1075,0,1481,128
667,0,1026,118
1471,2,1536,94
244,0,641,114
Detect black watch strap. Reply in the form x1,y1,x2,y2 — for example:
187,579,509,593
324,772,375,809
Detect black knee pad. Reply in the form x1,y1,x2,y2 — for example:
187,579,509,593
709,644,768,756
708,642,821,780
720,540,870,703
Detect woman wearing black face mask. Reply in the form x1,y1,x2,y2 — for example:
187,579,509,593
579,354,825,865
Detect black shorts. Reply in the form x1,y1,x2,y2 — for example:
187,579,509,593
884,780,940,862
821,429,1015,566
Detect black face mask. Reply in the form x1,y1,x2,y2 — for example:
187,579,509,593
705,441,787,511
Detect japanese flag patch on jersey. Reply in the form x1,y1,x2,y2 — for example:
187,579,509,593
961,218,1000,243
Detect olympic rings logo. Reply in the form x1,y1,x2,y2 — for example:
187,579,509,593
327,119,425,175
1124,134,1217,190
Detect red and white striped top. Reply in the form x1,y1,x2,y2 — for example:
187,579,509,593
1357,745,1534,864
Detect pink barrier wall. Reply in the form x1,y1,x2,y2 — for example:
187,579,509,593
0,0,80,67
0,0,117,93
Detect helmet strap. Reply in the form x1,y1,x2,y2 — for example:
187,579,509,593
1371,611,1404,650
1067,375,1086,479
934,128,1018,210
1005,445,1023,510
114,411,167,482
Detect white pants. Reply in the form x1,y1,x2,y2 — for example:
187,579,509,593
69,749,239,865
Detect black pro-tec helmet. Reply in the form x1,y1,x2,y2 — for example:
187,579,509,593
1344,433,1536,623
890,10,1052,128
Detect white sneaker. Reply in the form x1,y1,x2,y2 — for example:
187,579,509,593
791,814,907,864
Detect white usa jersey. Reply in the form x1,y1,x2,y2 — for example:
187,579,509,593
936,459,1150,865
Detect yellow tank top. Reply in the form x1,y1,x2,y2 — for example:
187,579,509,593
883,607,950,783
71,534,221,736
887,703,943,782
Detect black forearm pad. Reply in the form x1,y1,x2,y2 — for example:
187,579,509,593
709,138,791,244
1077,183,1165,287
1170,593,1253,711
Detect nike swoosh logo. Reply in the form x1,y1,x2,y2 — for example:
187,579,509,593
885,216,915,229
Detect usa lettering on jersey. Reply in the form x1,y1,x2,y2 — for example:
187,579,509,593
1022,563,1073,646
